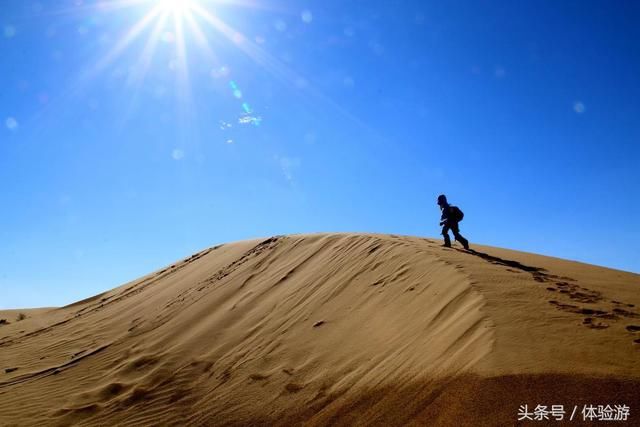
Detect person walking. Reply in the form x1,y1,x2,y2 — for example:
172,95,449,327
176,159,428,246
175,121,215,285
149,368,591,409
437,194,469,250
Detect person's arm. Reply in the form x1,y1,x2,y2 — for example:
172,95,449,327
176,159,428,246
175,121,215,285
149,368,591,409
439,207,448,226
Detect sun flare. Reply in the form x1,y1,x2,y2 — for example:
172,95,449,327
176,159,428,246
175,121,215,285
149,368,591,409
158,0,196,15
78,0,290,128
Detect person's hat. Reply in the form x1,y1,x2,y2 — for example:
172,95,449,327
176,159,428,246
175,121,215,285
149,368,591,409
437,194,447,205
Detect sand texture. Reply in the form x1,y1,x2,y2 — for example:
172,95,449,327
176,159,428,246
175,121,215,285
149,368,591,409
1,233,639,426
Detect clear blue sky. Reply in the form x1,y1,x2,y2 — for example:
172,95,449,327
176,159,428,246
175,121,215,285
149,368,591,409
1,0,638,308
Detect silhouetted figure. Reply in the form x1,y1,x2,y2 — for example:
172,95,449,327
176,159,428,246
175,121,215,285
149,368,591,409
437,194,469,250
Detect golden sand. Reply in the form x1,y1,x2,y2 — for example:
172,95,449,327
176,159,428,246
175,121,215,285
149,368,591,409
1,233,638,426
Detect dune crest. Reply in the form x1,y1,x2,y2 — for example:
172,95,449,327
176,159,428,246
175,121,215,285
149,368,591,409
1,233,638,426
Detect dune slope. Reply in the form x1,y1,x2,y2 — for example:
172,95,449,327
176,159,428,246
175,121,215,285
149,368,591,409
1,233,639,426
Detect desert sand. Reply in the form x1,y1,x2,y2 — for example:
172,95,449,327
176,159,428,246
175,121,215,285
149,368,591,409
1,233,639,426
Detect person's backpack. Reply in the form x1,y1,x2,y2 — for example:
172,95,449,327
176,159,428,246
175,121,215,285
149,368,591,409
450,206,464,222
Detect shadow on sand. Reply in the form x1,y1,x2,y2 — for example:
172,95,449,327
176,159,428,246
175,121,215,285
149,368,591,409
455,248,547,274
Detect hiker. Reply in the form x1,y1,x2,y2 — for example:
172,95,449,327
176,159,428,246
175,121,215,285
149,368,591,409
437,194,469,250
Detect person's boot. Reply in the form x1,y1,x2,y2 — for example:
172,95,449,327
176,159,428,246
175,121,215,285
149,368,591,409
457,235,470,250
442,234,451,247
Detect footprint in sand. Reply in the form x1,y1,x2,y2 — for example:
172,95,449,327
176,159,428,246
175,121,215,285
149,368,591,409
623,325,640,347
583,318,608,329
549,300,618,329
613,308,640,319
98,383,128,399
249,373,269,381
547,282,602,304
613,301,635,308
284,383,304,393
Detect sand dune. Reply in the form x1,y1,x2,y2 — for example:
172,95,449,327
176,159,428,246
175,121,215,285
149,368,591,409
1,233,638,426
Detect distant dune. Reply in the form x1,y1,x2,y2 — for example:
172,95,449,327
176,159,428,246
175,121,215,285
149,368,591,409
1,233,639,426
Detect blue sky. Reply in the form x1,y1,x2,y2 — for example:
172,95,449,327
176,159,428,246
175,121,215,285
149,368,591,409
1,0,638,308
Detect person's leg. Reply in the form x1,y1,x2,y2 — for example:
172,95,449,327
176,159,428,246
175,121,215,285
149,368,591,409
451,223,469,250
441,225,451,247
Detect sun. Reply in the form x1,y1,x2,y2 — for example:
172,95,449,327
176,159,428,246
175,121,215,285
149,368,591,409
158,0,197,15
84,0,289,123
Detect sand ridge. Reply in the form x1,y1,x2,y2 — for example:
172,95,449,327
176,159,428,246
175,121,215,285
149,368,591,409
0,233,638,426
